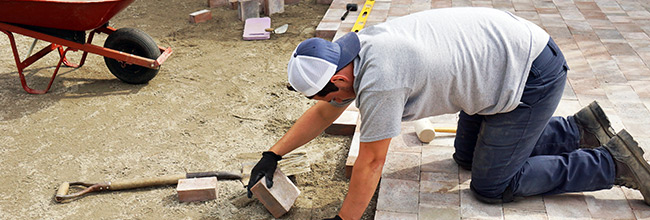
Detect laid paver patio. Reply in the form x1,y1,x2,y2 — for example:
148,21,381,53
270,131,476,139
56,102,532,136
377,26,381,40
317,0,650,219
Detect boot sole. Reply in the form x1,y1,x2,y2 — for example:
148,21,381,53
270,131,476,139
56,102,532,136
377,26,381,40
616,129,650,205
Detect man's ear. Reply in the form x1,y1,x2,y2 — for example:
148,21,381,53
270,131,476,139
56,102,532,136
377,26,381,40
331,74,350,83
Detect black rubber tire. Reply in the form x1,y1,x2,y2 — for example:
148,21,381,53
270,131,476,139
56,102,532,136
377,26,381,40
103,28,161,84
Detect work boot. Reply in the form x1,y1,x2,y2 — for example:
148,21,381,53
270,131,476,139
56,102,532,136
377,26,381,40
603,129,650,205
574,101,616,148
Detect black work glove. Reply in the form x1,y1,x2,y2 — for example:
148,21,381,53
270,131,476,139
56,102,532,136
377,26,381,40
324,215,343,220
246,151,282,198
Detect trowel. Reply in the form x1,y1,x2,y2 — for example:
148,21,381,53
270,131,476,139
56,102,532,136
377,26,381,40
263,24,288,34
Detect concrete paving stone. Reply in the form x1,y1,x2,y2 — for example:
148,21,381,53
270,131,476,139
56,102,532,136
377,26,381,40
459,184,504,219
315,21,339,39
628,10,650,19
563,82,578,100
382,151,421,180
420,180,460,206
514,11,540,22
607,84,644,104
421,171,458,182
421,145,457,173
373,2,392,10
540,13,568,28
582,45,614,61
408,3,431,13
566,20,594,35
622,182,650,219
389,6,409,16
554,99,582,116
589,60,628,83
595,28,625,41
581,10,607,20
431,0,452,8
512,0,536,11
504,195,546,212
533,0,557,9
367,9,389,22
575,1,599,10
451,0,472,7
629,80,650,98
389,132,422,153
622,32,650,41
538,7,560,14
322,8,347,22
616,23,645,34
504,209,548,220
583,188,635,219
412,0,431,4
587,18,616,29
609,15,634,24
375,210,418,220
459,167,471,185
419,204,460,220
547,26,574,39
543,193,591,220
559,8,586,21
471,0,492,8
376,178,420,213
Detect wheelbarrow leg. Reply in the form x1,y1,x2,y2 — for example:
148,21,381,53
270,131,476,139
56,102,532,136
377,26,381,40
2,30,70,94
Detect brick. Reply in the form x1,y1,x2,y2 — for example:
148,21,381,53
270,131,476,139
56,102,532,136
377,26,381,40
375,210,418,219
238,0,260,22
584,188,635,219
208,0,229,8
381,151,420,180
543,193,591,219
376,178,419,213
189,9,212,24
176,177,218,202
262,0,284,16
345,131,360,178
316,21,339,39
324,110,359,135
251,169,300,218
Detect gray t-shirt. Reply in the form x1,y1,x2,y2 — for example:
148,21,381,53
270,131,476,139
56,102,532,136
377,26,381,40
333,7,549,142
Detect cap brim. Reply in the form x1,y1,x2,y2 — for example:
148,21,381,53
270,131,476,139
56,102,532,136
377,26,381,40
334,32,360,72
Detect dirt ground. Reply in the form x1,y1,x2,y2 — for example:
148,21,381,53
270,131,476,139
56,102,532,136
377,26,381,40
0,0,376,219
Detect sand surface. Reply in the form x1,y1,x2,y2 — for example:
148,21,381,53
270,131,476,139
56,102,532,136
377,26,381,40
0,1,376,219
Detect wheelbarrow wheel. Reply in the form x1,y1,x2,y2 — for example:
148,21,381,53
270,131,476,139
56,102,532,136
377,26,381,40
104,28,161,84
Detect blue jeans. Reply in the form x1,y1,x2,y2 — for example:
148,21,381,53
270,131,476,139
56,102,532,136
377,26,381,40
452,38,615,202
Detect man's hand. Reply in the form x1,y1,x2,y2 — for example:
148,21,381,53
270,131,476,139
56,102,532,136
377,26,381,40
246,151,283,198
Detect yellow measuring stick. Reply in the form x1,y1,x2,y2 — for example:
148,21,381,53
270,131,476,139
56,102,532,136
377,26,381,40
351,0,375,32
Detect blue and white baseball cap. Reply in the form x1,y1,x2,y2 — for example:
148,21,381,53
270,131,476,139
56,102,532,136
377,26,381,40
287,32,360,97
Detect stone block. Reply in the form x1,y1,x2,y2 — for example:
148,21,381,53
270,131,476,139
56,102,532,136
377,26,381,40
376,178,419,213
263,0,284,15
176,177,218,202
325,110,359,135
315,21,339,39
208,0,229,7
238,0,260,22
251,169,300,218
189,9,212,24
345,131,360,178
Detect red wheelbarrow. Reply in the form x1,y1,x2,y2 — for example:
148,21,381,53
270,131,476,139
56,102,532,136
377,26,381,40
0,0,172,94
